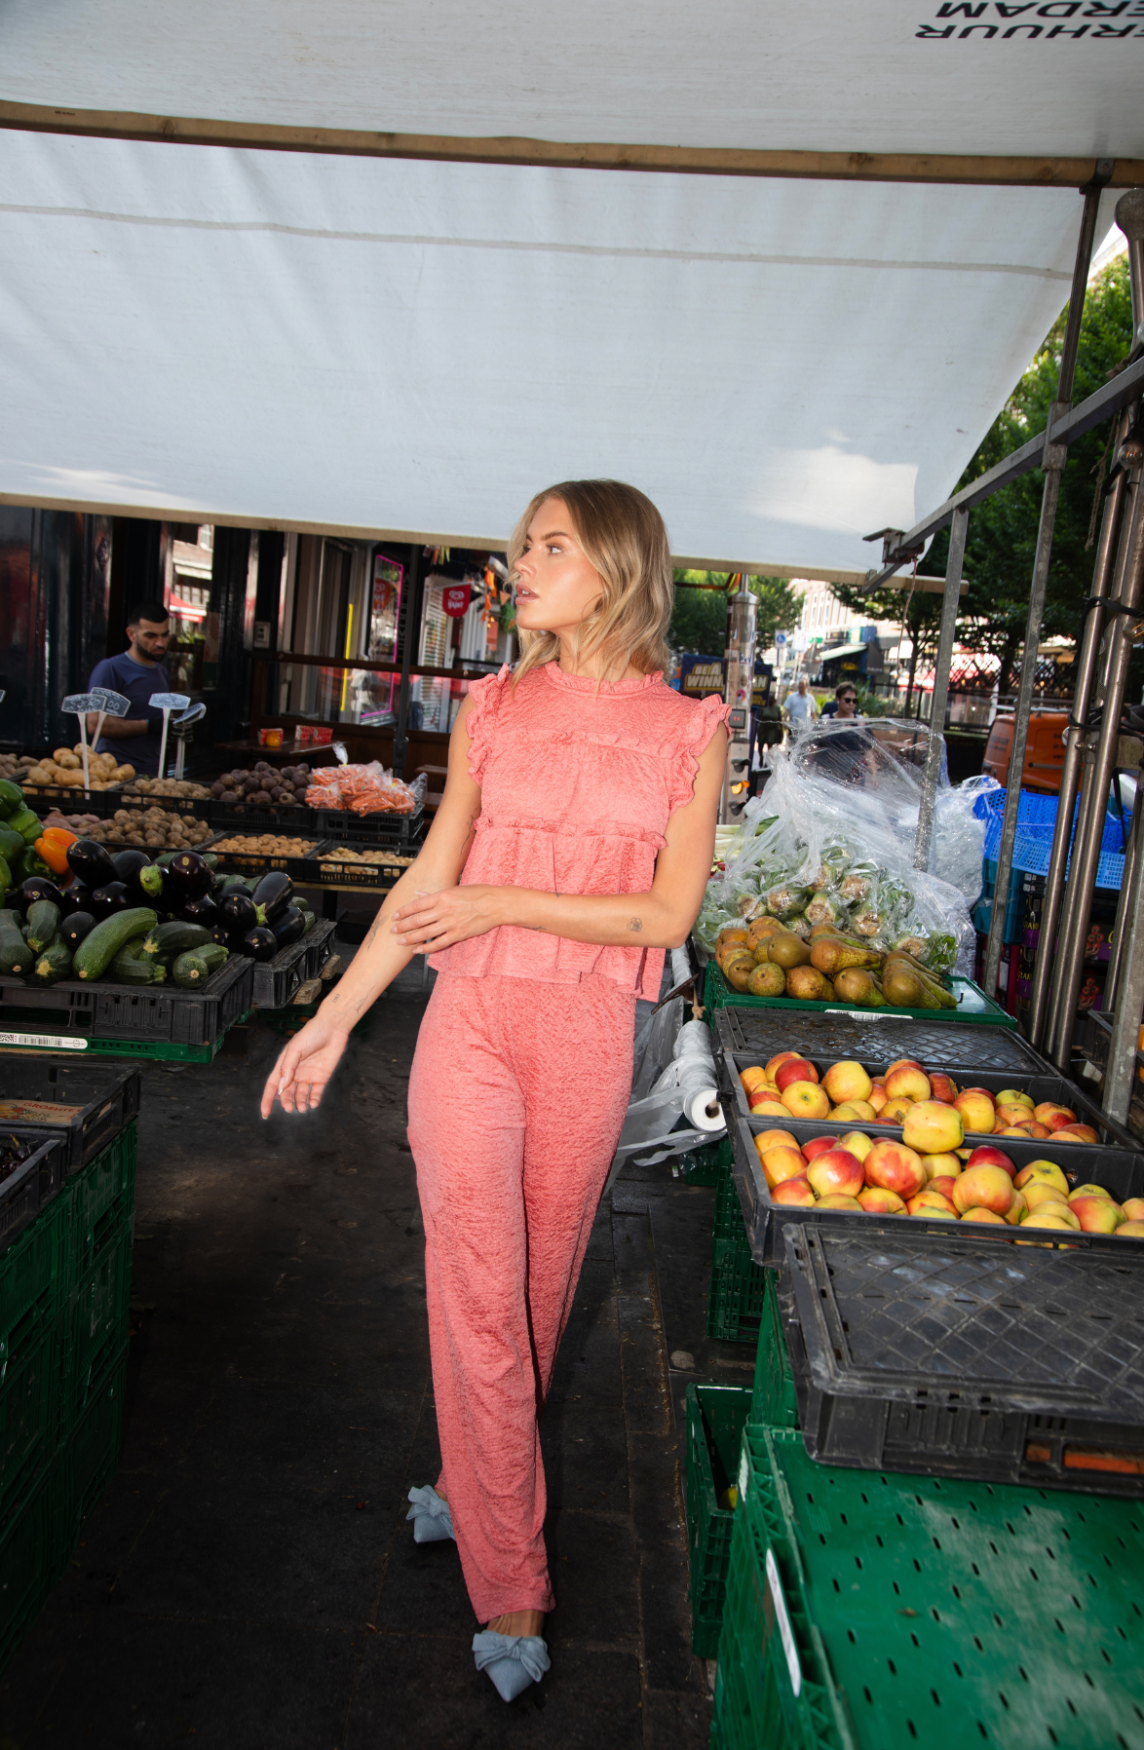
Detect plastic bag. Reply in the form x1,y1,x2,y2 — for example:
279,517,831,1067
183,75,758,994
698,719,979,977
304,762,423,814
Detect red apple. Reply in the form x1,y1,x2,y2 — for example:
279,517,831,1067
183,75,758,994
761,1145,809,1190
881,1096,915,1125
1034,1102,1077,1130
953,1088,997,1135
1070,1195,1122,1234
822,1060,873,1105
864,1140,927,1200
748,1097,790,1118
1121,1197,1144,1221
902,1100,964,1156
928,1072,959,1104
765,1051,802,1080
867,1083,889,1113
928,1175,960,1199
961,1206,1007,1224
857,1186,907,1214
964,1145,1016,1180
781,1082,832,1121
806,1149,865,1200
952,1164,1014,1216
740,1066,771,1093
775,1057,820,1093
885,1058,924,1077
816,1193,863,1212
1053,1124,1098,1144
771,1177,817,1208
885,1065,931,1103
801,1134,840,1161
907,1189,958,1217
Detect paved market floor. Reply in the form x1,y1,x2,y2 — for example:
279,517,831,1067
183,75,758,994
1,963,751,1748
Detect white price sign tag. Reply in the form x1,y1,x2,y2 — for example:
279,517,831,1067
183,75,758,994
766,1547,802,1699
0,1032,89,1051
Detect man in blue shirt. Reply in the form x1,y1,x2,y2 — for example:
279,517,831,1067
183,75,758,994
88,601,174,776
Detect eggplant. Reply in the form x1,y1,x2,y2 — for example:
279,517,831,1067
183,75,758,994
241,925,279,962
180,893,220,928
251,870,293,923
271,905,306,948
209,923,230,948
66,839,117,891
221,892,263,938
112,849,151,885
90,881,132,921
165,851,213,900
59,883,93,919
60,911,96,951
14,876,65,915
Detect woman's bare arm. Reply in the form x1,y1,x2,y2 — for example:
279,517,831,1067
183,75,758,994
391,727,726,955
259,696,483,1115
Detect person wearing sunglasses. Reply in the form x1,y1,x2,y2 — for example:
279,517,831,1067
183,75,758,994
820,682,862,721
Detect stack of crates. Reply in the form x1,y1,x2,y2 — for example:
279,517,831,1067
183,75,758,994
686,1272,799,1657
706,1141,767,1344
0,1117,136,1669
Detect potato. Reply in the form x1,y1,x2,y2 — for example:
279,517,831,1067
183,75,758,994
117,765,136,781
53,747,73,762
58,751,81,769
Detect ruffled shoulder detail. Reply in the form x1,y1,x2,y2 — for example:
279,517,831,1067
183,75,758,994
464,663,513,783
668,692,732,814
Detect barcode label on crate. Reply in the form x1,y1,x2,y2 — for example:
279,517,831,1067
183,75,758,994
0,1032,88,1050
765,1547,802,1698
824,1008,891,1020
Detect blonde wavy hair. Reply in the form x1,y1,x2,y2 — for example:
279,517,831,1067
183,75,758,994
507,479,674,686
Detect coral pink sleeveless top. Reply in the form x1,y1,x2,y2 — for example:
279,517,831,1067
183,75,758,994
428,661,729,1001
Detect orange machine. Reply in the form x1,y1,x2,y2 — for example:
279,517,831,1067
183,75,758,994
982,708,1068,793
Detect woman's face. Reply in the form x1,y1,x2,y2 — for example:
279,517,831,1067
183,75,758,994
513,498,604,639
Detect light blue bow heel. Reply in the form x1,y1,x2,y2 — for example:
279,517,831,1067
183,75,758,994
472,1631,550,1702
406,1484,455,1543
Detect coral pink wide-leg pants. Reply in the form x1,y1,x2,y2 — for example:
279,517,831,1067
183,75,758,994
407,971,636,1622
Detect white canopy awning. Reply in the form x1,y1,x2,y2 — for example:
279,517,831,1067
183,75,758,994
0,2,1138,572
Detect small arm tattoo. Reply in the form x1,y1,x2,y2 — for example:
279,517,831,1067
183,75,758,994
627,918,643,933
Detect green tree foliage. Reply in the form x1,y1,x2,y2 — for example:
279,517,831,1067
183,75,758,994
668,571,804,656
830,256,1133,691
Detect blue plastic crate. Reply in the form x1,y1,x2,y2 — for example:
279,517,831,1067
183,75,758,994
979,788,1126,890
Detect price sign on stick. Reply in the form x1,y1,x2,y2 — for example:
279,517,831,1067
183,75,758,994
149,692,191,781
171,702,206,781
61,692,106,790
89,689,130,762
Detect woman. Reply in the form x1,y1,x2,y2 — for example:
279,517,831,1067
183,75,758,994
261,480,727,1701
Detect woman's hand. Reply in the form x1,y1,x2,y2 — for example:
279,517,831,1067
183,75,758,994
260,1013,351,1117
391,885,507,953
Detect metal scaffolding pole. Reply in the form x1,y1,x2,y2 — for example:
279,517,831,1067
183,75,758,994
1103,749,1144,1015
914,506,968,871
1102,771,1144,1124
981,173,1110,1000
1048,442,1144,1065
1026,416,1132,1046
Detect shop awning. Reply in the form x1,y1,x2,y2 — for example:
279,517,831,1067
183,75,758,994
816,643,869,665
0,3,1138,573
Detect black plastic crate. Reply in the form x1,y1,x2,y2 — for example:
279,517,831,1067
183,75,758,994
729,1106,1144,1266
209,829,330,881
251,922,335,1009
781,1221,1144,1495
308,845,417,891
114,790,214,820
210,798,313,832
0,954,253,1047
0,1136,68,1257
0,1062,140,1175
714,1007,1046,1074
313,803,425,845
723,1048,1132,1159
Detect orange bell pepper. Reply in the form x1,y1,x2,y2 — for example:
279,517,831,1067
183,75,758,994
34,828,76,876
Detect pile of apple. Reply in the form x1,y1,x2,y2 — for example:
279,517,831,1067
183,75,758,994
741,1052,1099,1145
742,1055,1144,1237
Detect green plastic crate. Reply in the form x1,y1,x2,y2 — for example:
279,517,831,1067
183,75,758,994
54,1342,129,1565
679,1141,724,1187
715,1423,1144,1750
64,1221,133,1423
750,1272,799,1431
68,1121,136,1286
0,1183,69,1359
704,961,1014,1027
0,1461,64,1672
685,1383,752,1659
707,1150,766,1343
0,1317,63,1524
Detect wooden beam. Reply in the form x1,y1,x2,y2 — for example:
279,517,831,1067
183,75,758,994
1,100,1140,187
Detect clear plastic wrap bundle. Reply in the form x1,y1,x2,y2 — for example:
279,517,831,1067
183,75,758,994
696,720,993,978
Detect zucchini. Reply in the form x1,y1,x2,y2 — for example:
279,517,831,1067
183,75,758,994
73,907,157,981
0,924,34,976
140,920,215,963
0,779,24,818
32,940,73,985
172,943,229,987
0,825,24,866
110,944,159,985
25,899,61,952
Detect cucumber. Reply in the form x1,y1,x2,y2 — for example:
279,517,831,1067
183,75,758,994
172,944,228,988
140,920,215,963
73,907,157,981
31,940,73,985
0,924,34,976
25,900,61,952
110,944,159,985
